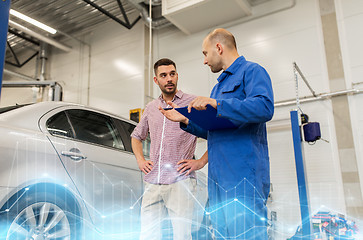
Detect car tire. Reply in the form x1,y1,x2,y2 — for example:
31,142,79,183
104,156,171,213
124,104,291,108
0,185,81,240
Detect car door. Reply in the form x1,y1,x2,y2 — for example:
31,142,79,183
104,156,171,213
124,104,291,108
40,107,143,237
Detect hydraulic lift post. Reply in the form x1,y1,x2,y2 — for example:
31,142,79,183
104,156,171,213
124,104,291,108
290,110,312,239
0,0,11,98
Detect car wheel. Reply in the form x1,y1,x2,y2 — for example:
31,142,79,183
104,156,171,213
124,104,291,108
7,202,72,240
0,186,81,240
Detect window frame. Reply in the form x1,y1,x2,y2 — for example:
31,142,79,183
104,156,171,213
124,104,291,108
115,119,151,157
45,108,130,153
65,109,126,151
113,119,134,153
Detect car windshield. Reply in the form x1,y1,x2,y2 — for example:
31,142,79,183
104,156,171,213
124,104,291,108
0,104,32,114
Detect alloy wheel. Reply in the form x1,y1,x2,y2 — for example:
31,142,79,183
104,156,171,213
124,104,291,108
7,202,71,240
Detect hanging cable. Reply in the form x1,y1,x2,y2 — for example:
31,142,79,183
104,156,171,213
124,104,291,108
293,62,301,114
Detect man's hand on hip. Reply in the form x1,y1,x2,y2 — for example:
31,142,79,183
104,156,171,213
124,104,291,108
137,159,154,174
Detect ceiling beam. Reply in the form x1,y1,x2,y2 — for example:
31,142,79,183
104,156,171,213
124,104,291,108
81,0,140,29
117,0,131,26
8,28,40,46
9,20,72,52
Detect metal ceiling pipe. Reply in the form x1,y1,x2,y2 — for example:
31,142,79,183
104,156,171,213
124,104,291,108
2,80,63,101
140,7,172,29
3,68,35,81
125,0,172,29
2,80,57,87
9,20,72,52
274,88,363,107
39,43,48,81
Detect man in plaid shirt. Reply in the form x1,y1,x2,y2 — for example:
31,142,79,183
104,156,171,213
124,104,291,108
131,58,208,240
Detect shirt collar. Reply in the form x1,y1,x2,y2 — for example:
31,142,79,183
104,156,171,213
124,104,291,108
217,56,246,82
158,90,183,102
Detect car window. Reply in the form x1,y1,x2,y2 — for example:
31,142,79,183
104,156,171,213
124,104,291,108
120,121,135,137
66,109,125,150
118,120,150,158
46,111,75,138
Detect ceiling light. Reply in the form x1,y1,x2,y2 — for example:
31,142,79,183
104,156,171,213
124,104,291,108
10,9,57,34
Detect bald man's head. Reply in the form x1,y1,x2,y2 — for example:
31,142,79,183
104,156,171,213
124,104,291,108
205,28,237,50
202,28,240,72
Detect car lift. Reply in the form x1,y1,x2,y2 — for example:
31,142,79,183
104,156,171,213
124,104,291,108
0,0,11,98
290,62,314,239
0,2,63,102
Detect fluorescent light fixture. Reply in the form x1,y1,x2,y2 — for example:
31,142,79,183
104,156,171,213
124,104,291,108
10,9,57,34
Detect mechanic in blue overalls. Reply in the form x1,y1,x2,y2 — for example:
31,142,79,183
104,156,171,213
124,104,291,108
159,28,274,240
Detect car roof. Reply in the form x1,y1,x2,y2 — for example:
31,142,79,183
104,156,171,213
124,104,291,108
0,101,136,131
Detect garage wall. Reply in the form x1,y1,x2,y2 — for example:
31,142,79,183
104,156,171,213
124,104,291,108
153,0,346,238
50,21,145,118
1,20,146,120
336,0,363,212
1,58,39,106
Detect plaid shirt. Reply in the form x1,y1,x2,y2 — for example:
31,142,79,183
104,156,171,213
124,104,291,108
131,90,197,184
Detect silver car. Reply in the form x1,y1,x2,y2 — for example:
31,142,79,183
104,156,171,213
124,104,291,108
0,102,209,240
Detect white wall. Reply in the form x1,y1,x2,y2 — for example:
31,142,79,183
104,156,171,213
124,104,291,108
50,21,145,119
336,0,363,208
2,20,146,120
154,0,346,238
1,57,40,106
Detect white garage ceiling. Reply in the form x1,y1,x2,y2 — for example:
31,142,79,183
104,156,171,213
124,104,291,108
5,0,292,68
162,0,293,34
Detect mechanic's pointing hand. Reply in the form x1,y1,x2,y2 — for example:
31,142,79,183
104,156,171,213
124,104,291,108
187,96,217,113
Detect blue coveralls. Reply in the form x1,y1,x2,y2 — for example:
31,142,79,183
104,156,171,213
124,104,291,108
181,56,274,239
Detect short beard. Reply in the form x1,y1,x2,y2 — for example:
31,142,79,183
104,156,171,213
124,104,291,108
161,86,176,96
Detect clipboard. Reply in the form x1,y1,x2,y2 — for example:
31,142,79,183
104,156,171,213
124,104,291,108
175,105,236,131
